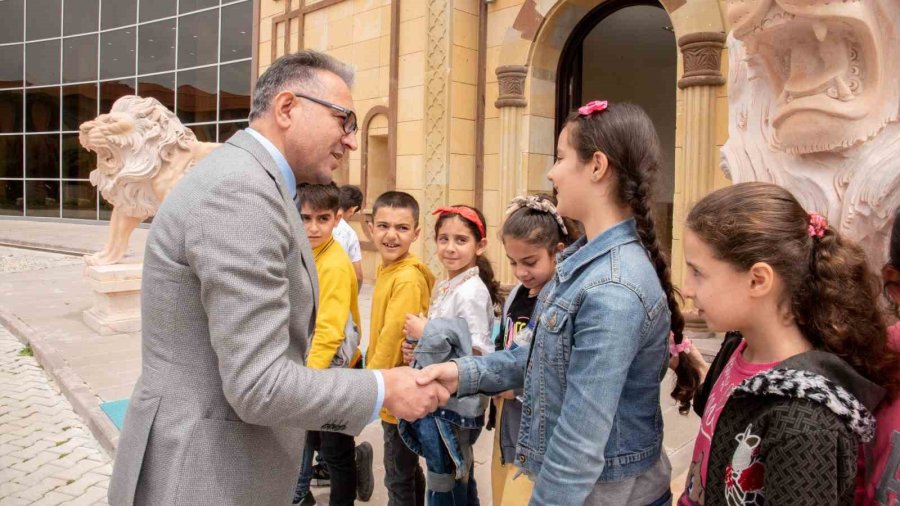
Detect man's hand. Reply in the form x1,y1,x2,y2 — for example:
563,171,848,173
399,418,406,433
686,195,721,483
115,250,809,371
415,362,460,395
381,367,450,421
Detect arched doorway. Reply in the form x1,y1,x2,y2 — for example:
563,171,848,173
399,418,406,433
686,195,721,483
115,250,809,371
555,0,677,256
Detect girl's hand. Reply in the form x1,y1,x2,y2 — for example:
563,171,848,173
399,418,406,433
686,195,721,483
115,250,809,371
404,314,427,339
401,339,416,365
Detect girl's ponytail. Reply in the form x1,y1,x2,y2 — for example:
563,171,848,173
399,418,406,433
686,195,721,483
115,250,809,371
476,254,501,308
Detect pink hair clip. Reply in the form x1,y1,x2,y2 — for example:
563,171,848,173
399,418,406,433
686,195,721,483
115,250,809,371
669,331,691,357
808,212,827,238
578,100,608,116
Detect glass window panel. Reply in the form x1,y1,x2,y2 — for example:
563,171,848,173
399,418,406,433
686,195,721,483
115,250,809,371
100,28,136,80
139,0,176,22
218,60,249,121
25,87,60,132
25,40,61,86
101,0,136,30
0,90,24,133
0,180,24,216
99,191,113,220
138,19,176,74
25,134,60,178
62,133,95,179
136,73,174,111
62,180,97,218
63,0,99,35
62,83,97,131
0,0,24,44
26,0,61,40
99,78,136,114
180,0,218,14
0,135,24,177
63,34,98,84
176,66,216,123
25,179,60,217
0,44,24,88
186,123,215,142
217,121,247,143
178,9,218,69
220,1,252,61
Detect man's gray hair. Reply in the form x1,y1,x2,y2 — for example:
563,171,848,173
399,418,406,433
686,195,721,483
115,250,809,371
249,50,354,122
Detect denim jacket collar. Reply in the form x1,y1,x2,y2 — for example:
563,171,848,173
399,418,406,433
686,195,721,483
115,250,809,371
556,217,640,283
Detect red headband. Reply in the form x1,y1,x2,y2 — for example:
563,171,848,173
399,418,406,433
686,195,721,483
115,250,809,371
432,207,485,239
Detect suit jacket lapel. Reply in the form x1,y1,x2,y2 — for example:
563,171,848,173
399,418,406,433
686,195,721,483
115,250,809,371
227,131,320,313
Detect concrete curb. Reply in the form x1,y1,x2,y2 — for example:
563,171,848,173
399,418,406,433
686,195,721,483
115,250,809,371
0,308,120,459
0,238,94,256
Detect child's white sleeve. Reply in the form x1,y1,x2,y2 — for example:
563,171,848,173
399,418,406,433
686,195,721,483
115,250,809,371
453,286,494,355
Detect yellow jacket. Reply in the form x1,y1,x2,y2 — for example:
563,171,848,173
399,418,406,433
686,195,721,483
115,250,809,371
308,237,361,369
366,253,435,423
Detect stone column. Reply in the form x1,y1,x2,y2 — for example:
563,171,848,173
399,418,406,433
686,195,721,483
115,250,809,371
494,65,528,285
675,32,726,334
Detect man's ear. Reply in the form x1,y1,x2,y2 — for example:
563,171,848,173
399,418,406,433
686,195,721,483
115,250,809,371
273,91,296,129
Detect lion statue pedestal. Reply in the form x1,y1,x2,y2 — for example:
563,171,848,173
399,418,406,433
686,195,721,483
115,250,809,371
78,95,220,335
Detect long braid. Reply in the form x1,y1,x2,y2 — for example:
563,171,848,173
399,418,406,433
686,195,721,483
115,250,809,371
567,102,700,414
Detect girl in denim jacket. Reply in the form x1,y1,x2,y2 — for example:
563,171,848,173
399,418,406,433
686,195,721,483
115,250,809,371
420,101,699,505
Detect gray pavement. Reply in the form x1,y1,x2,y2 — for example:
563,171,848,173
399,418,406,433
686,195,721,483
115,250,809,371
0,217,707,503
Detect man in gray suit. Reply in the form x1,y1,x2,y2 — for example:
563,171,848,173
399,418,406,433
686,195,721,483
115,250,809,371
108,50,449,505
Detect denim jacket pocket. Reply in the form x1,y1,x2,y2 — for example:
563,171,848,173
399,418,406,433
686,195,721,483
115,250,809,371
536,305,571,373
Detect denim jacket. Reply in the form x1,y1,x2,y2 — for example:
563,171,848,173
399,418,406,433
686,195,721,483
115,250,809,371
454,218,671,505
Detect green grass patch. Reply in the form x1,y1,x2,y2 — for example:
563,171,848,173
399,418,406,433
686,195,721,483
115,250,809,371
17,345,33,357
54,438,71,447
57,452,70,460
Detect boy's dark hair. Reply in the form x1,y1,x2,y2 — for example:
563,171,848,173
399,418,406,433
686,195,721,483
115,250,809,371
372,191,420,223
502,194,581,251
297,183,340,213
891,208,900,269
434,205,501,307
339,185,364,212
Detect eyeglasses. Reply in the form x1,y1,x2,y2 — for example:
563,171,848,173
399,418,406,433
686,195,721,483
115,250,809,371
293,93,358,135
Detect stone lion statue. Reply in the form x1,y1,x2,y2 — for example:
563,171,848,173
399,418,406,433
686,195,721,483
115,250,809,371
79,96,220,266
721,0,900,270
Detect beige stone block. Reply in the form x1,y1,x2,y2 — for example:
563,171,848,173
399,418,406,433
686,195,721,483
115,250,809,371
377,64,390,98
353,0,390,13
328,18,354,48
353,38,382,70
491,0,526,10
451,46,478,85
368,109,389,129
258,41,272,69
274,36,286,59
453,9,479,51
450,82,476,120
329,45,355,67
715,95,729,146
399,17,427,55
304,23,327,51
305,8,327,28
449,190,474,206
528,115,556,156
713,165,732,189
399,51,425,88
275,19,286,39
379,34,391,66
398,86,425,121
396,154,425,188
325,0,354,21
485,84,500,119
449,154,475,191
487,6,519,48
259,16,273,43
484,117,500,155
397,121,425,155
260,0,285,18
258,64,269,77
289,18,301,52
481,190,501,225
530,77,555,119
483,153,500,190
527,153,553,193
400,0,426,21
485,46,501,77
353,6,384,42
456,0,480,15
451,118,476,155
353,68,380,100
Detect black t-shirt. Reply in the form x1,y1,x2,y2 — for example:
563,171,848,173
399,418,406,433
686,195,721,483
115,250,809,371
493,286,538,464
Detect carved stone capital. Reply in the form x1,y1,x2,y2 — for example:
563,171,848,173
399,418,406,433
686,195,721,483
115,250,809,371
677,32,726,89
495,65,528,108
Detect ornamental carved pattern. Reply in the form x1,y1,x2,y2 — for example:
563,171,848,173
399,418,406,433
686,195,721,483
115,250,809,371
495,65,528,108
677,32,726,89
423,0,451,271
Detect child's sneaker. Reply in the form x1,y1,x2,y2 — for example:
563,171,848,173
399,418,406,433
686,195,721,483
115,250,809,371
310,463,330,488
355,442,374,501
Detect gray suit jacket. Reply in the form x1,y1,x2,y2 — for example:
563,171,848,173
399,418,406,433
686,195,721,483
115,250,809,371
108,131,378,506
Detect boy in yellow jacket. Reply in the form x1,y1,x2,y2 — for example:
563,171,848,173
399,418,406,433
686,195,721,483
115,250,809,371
295,183,373,506
366,191,435,506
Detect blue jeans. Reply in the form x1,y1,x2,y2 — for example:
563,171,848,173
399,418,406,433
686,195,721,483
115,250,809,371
400,411,483,506
295,436,316,500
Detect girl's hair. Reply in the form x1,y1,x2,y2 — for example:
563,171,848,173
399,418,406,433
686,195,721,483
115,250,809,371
502,194,582,250
434,205,501,306
565,102,697,414
687,182,899,395
891,208,900,269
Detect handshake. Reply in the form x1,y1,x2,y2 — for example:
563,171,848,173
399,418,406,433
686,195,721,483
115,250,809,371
380,362,462,421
